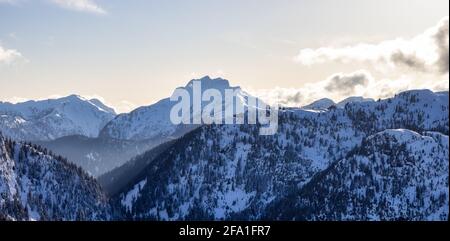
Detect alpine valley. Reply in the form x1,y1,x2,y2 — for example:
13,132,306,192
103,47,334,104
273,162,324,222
0,76,448,221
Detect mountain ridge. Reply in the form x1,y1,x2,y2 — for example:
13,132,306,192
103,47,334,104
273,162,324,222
264,129,448,220
0,132,112,221
99,76,259,142
109,88,448,220
0,95,116,141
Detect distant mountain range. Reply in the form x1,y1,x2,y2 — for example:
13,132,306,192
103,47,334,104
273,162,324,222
0,76,448,220
99,76,255,141
0,95,116,141
26,76,262,176
108,88,448,220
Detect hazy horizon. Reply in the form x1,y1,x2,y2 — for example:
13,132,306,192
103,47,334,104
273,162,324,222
1,0,449,113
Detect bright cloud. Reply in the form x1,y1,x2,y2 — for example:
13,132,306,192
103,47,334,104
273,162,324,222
250,70,374,107
1,94,136,114
277,16,450,107
2,96,28,104
250,70,449,108
50,0,106,14
0,0,19,4
324,70,373,96
0,0,106,14
0,45,23,64
115,100,138,114
295,17,449,75
80,94,136,113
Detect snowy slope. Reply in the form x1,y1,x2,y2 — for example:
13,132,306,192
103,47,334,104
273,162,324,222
1,87,447,221
0,95,116,141
0,133,112,221
336,96,375,108
111,89,448,221
344,89,449,134
114,120,360,220
302,98,336,110
100,76,259,141
266,129,448,220
36,135,160,177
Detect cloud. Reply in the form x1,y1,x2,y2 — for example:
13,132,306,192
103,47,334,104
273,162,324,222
1,94,137,114
115,100,137,114
250,70,449,108
295,16,449,75
249,70,373,107
0,0,22,4
389,51,427,71
0,0,106,14
250,87,305,107
284,16,449,107
8,32,19,40
1,96,29,104
324,70,372,95
79,94,136,113
0,45,23,64
434,17,449,74
50,0,106,14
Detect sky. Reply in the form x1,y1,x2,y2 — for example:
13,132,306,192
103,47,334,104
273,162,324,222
0,0,449,113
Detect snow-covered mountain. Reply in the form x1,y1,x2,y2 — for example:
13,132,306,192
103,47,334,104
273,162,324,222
98,139,177,196
266,129,448,220
29,76,266,177
336,96,375,108
302,96,375,110
0,95,116,141
0,86,447,221
100,76,258,141
110,89,448,220
302,98,336,110
0,133,112,221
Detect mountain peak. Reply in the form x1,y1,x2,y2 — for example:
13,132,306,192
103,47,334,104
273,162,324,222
52,95,116,115
0,94,116,141
200,75,212,81
336,96,375,108
302,98,336,110
186,76,232,90
58,94,86,102
89,98,117,115
397,89,437,99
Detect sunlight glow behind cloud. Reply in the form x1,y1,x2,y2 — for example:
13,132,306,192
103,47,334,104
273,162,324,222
295,17,449,75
